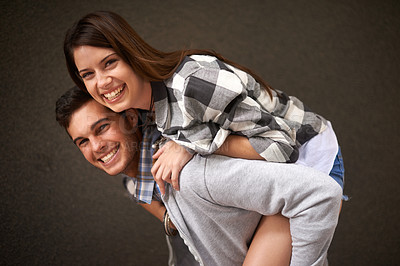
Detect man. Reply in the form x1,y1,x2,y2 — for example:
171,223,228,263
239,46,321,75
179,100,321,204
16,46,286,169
56,87,342,266
56,87,197,264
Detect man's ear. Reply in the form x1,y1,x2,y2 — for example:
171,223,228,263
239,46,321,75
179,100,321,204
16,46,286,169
125,108,138,127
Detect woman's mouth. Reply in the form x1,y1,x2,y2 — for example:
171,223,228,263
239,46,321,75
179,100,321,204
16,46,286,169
99,146,119,164
103,85,125,102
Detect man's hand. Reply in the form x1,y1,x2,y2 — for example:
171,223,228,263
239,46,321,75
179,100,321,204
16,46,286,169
151,141,194,195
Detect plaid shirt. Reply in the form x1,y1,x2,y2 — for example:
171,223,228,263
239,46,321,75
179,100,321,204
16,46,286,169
152,55,327,163
123,117,161,204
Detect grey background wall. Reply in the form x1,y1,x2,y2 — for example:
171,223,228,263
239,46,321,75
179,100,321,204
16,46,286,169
1,0,399,265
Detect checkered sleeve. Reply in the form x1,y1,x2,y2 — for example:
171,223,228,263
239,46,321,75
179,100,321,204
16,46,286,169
157,55,300,163
264,89,327,145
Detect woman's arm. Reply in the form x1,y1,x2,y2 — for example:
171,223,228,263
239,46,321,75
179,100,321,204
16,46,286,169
155,59,299,163
214,135,264,160
151,58,300,192
151,135,265,195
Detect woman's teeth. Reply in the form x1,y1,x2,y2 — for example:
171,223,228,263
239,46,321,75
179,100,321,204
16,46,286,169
101,147,118,163
104,86,123,101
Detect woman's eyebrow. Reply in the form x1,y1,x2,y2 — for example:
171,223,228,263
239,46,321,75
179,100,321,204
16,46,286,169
100,53,117,64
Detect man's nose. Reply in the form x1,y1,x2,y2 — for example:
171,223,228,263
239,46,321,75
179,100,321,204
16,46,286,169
91,137,106,152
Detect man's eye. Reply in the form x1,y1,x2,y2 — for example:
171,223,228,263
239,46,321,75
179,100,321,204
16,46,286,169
98,124,109,132
79,139,88,147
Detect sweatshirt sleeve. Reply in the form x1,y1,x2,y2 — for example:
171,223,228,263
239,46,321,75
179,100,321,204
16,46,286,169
202,155,342,265
161,62,299,163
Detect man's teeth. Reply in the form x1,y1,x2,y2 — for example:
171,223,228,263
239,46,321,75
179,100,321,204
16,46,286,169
101,147,118,163
104,86,123,101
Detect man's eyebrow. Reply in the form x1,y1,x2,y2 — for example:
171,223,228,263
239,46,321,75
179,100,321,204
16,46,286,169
78,53,117,74
90,117,110,131
73,137,83,146
72,117,110,145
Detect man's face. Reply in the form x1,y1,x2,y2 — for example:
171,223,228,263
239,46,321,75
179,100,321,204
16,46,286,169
67,100,140,176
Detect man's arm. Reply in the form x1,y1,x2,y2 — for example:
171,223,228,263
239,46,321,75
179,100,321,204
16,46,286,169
139,200,165,222
194,155,342,266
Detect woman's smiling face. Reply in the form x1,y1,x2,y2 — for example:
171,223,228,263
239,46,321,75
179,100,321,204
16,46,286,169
73,45,152,112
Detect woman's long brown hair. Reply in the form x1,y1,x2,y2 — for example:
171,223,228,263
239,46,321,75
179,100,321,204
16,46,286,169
64,11,273,97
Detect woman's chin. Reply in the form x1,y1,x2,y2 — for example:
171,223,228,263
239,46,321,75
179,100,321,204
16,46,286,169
105,101,127,113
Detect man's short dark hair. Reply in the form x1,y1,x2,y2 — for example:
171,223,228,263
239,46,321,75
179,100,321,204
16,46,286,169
55,86,93,129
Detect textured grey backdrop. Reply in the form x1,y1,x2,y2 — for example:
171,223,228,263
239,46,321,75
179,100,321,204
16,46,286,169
1,0,399,265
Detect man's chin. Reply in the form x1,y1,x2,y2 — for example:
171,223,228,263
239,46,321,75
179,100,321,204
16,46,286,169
95,161,128,176
98,165,122,176
104,169,121,176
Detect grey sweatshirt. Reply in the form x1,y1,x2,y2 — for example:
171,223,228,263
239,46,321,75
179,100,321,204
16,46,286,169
163,154,342,266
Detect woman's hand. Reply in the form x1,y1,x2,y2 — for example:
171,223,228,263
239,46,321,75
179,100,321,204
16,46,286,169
151,141,193,195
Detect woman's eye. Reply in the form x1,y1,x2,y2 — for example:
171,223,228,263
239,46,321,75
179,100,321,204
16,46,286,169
105,59,117,67
81,72,93,79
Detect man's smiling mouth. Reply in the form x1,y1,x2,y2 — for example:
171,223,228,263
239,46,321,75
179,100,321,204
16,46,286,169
100,146,119,163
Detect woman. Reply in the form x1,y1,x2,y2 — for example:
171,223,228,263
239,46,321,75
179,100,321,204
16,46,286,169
63,11,345,265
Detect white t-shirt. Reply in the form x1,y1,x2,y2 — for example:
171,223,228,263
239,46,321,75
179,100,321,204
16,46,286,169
296,121,338,174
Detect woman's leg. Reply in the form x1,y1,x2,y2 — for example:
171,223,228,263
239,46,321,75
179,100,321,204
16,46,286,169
243,214,291,266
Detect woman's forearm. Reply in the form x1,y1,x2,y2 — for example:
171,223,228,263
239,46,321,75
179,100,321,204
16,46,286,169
215,135,264,160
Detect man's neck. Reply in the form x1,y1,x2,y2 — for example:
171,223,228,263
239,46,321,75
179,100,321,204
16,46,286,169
123,152,140,178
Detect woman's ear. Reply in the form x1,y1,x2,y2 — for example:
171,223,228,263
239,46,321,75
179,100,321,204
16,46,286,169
125,108,138,127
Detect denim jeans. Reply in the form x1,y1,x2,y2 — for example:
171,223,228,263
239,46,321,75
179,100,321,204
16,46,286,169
329,147,348,200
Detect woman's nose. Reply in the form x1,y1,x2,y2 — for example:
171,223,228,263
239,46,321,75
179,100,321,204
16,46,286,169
97,72,112,90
